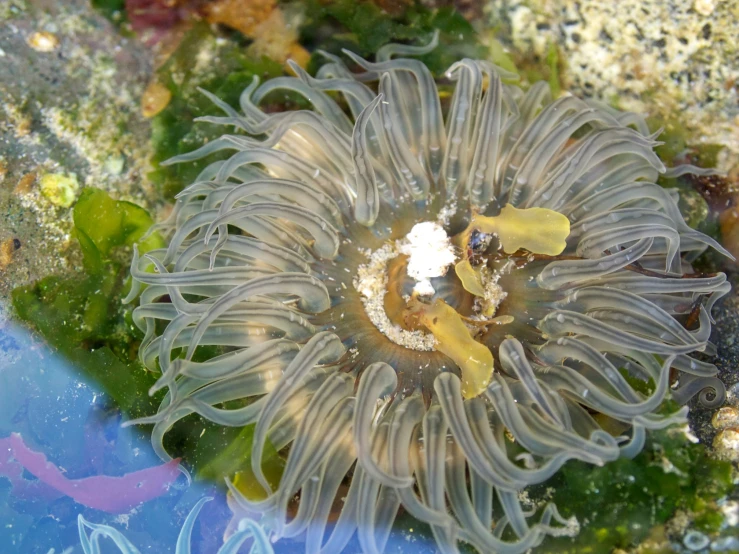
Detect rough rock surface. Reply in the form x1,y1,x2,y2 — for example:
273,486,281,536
486,0,739,172
0,0,154,320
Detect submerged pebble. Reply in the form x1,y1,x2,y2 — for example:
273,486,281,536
711,406,739,430
27,31,59,52
683,530,710,551
712,429,739,462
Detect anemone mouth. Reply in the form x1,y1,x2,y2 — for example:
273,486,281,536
125,35,732,554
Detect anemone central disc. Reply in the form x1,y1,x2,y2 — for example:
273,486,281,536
352,222,443,352
352,218,512,352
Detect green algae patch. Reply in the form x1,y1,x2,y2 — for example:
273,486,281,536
649,117,727,258
73,187,163,259
198,424,285,499
534,427,735,554
12,251,157,419
507,40,563,97
658,171,721,248
0,0,28,21
12,187,281,484
649,116,725,171
676,186,710,231
12,188,163,419
487,37,519,79
545,42,561,98
148,24,284,200
90,0,125,25
651,118,689,164
302,1,485,76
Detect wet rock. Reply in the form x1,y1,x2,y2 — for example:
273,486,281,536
0,0,155,321
486,0,739,172
713,429,739,462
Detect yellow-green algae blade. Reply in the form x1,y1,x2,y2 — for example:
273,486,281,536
473,204,570,256
418,299,494,399
454,259,486,296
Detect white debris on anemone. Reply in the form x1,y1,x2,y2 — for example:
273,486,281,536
398,221,457,296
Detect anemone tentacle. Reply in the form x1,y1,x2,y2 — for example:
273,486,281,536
76,497,274,554
127,36,730,553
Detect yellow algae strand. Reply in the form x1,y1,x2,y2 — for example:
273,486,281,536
454,259,486,297
471,205,570,256
410,298,495,399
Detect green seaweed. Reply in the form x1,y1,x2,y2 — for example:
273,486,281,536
73,187,163,259
12,188,162,418
532,427,734,553
657,174,720,248
487,37,519,78
149,24,284,200
545,42,561,98
676,186,710,230
648,117,725,249
691,144,724,169
650,117,689,163
90,0,127,26
650,114,724,169
0,0,29,21
301,1,485,76
197,424,285,499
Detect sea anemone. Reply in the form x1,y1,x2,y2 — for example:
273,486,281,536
125,34,732,553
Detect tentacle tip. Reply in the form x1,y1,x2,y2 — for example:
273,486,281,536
341,49,365,65
286,59,302,72
179,465,193,485
148,381,167,396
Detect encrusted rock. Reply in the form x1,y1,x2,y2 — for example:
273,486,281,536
486,0,739,171
712,428,739,462
712,406,739,430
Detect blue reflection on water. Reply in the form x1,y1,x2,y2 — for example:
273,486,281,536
0,323,223,553
0,324,437,553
